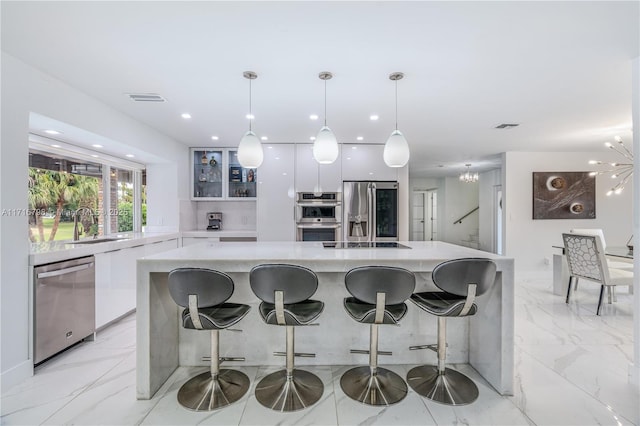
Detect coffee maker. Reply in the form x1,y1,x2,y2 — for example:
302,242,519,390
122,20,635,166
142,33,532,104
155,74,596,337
206,212,222,230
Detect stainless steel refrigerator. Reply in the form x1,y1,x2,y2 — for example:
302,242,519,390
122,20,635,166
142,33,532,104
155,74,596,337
343,181,399,242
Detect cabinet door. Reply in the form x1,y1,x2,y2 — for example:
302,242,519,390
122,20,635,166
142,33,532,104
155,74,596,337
191,149,224,200
258,144,295,241
294,143,342,193
227,150,257,199
181,237,219,247
341,144,399,181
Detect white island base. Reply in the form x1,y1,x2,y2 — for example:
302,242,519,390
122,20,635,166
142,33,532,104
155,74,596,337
136,241,514,400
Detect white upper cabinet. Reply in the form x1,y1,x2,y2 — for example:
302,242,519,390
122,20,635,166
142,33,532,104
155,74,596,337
257,144,296,241
294,144,343,193
341,144,399,182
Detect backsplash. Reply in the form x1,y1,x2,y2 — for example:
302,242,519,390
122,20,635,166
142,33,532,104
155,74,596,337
183,201,257,231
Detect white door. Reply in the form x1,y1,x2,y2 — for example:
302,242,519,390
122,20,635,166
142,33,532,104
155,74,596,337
494,185,503,255
426,190,438,241
412,191,425,240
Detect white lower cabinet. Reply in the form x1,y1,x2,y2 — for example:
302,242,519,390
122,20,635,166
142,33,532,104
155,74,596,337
95,238,177,329
182,237,219,247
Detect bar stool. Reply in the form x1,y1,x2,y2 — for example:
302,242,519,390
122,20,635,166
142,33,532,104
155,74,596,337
407,258,496,405
340,266,416,406
167,268,251,411
249,264,325,412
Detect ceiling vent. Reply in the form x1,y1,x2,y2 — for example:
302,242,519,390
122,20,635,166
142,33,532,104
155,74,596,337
126,93,166,102
495,123,519,129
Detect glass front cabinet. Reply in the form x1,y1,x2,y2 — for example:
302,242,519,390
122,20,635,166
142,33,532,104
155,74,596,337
190,148,257,200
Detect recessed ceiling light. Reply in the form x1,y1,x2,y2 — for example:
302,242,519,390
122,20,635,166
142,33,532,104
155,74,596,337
44,130,61,135
181,113,191,119
309,114,319,120
310,136,316,141
246,114,255,120
275,157,280,160
211,136,219,141
352,146,357,150
91,154,99,158
51,144,61,148
261,136,268,141
370,115,379,121
346,157,351,160
92,144,103,148
282,172,287,176
268,146,273,149
369,172,374,175
125,154,135,158
356,136,363,141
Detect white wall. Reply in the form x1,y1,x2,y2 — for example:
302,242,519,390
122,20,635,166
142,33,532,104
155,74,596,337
0,52,187,391
630,56,639,389
478,168,502,253
503,151,633,274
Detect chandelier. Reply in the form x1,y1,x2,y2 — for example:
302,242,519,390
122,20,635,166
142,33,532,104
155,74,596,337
459,164,478,183
588,135,634,196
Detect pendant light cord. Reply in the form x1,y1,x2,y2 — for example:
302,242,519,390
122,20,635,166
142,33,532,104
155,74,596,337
324,79,327,126
395,79,398,131
249,77,253,132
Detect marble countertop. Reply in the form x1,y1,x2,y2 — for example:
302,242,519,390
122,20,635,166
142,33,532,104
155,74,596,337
29,232,180,265
140,240,513,273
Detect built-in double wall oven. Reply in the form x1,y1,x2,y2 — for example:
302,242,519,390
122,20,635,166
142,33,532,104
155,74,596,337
295,192,341,241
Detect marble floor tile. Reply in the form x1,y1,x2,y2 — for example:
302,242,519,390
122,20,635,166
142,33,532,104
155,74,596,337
239,365,337,426
332,364,438,426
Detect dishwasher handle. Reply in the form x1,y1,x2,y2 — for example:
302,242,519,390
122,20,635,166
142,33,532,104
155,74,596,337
37,262,94,279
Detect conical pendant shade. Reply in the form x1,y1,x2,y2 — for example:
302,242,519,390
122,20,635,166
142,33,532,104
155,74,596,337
384,130,410,167
238,130,263,168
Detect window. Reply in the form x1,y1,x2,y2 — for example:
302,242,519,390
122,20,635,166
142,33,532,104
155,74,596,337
28,136,145,242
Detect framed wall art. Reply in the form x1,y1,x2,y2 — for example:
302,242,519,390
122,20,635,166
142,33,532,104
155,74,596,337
532,172,595,219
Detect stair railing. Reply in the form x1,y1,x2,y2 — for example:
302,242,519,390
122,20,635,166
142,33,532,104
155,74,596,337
453,206,479,224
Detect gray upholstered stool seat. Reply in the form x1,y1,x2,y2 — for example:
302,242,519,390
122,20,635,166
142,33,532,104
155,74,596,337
343,297,408,323
407,258,496,406
250,264,325,412
180,303,250,329
340,266,415,406
258,299,324,325
168,268,251,412
410,292,478,316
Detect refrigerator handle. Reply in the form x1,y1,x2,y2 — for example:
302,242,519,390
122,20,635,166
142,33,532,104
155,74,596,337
369,182,376,242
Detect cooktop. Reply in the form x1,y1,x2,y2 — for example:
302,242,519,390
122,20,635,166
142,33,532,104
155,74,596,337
322,242,411,249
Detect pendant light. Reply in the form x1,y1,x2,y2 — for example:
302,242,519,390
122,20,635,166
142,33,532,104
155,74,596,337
383,72,410,168
237,71,263,168
313,71,339,164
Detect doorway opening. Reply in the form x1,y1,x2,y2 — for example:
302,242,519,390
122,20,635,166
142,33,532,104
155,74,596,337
412,189,438,241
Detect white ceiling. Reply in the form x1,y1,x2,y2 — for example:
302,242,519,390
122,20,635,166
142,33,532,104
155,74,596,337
2,1,638,177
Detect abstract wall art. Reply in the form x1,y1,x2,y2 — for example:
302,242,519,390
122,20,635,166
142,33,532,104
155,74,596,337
532,172,595,219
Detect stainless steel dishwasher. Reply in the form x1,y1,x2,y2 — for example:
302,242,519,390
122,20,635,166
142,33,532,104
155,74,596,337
34,256,96,364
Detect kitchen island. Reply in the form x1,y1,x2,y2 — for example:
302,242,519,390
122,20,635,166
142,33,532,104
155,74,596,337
136,241,514,399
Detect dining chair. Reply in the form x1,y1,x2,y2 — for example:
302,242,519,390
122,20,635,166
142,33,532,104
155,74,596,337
562,233,633,315
570,228,633,270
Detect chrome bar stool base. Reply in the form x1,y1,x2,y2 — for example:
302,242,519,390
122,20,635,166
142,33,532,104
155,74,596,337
255,369,324,412
340,366,408,406
177,369,250,411
407,365,479,405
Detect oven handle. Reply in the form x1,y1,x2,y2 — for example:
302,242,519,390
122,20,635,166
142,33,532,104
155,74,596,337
296,223,342,229
295,202,341,207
